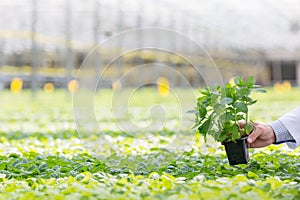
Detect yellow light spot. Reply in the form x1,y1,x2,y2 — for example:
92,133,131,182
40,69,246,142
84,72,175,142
157,77,170,97
44,82,54,93
229,77,235,86
112,80,122,91
10,78,23,93
282,81,291,91
68,79,79,93
274,81,291,94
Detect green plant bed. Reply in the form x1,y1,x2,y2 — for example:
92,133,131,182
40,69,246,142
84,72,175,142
1,88,300,199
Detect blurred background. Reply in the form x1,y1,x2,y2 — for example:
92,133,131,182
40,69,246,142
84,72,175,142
0,0,300,96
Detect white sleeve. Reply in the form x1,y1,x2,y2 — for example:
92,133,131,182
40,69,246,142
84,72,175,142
278,106,300,149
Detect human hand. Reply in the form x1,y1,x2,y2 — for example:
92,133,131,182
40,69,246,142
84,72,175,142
239,121,276,148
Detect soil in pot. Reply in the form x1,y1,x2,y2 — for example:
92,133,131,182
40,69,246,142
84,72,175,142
223,137,249,165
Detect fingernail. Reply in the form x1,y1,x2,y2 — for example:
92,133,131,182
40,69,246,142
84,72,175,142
248,138,252,143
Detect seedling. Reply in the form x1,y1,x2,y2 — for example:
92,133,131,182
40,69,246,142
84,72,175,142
190,76,266,164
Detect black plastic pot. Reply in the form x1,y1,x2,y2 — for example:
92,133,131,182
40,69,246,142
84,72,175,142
223,137,249,165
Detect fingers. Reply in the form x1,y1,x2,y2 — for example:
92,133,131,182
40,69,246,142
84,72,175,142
248,140,268,148
247,125,262,144
238,120,246,128
246,122,275,148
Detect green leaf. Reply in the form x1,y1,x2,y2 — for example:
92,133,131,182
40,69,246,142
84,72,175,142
248,99,257,105
225,84,235,98
197,103,207,120
202,86,213,96
224,112,235,121
210,91,221,96
208,130,221,141
245,123,253,134
228,125,240,141
210,94,219,106
251,88,267,93
235,102,248,113
236,88,250,98
220,97,233,105
186,110,199,114
197,96,207,103
247,171,259,180
236,114,246,121
198,117,211,135
234,76,243,85
215,104,225,115
245,76,256,88
217,133,227,142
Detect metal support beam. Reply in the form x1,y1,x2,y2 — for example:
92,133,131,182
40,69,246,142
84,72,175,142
31,0,38,98
296,61,300,86
94,0,101,88
271,60,282,83
65,0,73,91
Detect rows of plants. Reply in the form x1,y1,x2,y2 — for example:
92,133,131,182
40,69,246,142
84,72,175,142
0,88,299,199
0,141,299,199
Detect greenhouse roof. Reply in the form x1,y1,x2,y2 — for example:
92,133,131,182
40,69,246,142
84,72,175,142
0,0,299,53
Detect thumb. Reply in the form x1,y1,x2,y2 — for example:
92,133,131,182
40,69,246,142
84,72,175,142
247,127,260,144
